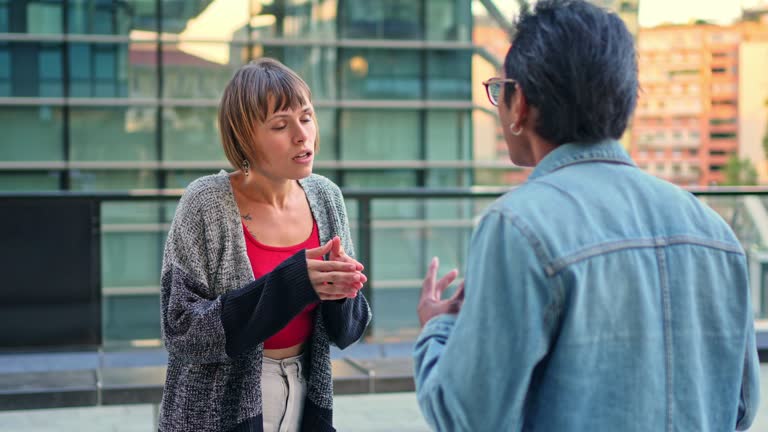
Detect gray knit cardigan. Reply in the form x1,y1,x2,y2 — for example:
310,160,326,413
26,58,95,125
159,171,371,432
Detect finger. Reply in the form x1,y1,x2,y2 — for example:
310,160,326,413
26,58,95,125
435,269,459,300
331,236,342,257
308,260,357,272
421,256,439,301
316,281,362,296
449,280,465,302
314,271,362,286
306,239,333,259
319,293,348,301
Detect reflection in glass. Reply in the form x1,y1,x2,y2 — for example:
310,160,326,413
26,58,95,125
39,43,64,97
341,49,421,99
166,170,222,189
0,1,8,33
0,42,64,97
341,110,420,160
70,107,157,161
162,43,248,98
162,107,225,162
162,0,248,39
70,170,157,190
0,106,63,161
314,108,336,161
0,44,11,96
341,0,422,39
251,0,337,39
26,1,63,34
258,47,336,100
68,0,158,35
427,50,472,100
69,42,156,98
426,0,471,41
0,173,60,191
104,294,162,341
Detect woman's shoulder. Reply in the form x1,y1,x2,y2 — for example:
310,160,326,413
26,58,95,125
177,171,233,215
300,173,342,197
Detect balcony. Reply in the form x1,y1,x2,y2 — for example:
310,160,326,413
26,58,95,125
0,188,767,430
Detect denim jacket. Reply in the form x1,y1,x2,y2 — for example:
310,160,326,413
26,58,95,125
414,140,760,432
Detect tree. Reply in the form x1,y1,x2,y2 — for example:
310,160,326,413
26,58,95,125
763,98,768,165
724,155,758,186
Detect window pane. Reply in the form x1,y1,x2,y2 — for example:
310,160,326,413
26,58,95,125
0,172,60,191
0,1,8,33
70,107,157,161
162,107,226,162
162,43,248,98
340,110,420,160
257,47,336,100
103,294,161,342
102,232,162,288
162,0,248,38
426,0,470,41
427,50,471,99
426,110,468,160
68,0,156,35
341,50,422,99
69,170,158,190
69,42,156,98
0,106,63,161
250,0,337,39
39,44,64,97
0,44,10,97
341,0,422,39
166,170,222,189
314,108,336,161
27,2,63,34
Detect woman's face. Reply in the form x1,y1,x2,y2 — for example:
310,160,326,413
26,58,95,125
250,101,317,181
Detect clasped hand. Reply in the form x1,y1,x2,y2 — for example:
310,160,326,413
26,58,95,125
306,236,366,301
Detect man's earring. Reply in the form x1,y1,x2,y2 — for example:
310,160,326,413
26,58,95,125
241,159,250,176
509,123,524,136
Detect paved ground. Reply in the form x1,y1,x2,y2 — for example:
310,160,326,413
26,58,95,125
0,366,766,431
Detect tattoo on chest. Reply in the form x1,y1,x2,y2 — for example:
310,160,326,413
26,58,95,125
241,213,252,221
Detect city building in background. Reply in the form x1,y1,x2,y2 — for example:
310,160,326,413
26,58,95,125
631,13,768,186
0,0,518,343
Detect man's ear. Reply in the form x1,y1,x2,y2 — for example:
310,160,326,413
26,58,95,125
513,86,529,126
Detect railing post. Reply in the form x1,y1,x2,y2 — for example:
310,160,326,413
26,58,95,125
358,197,374,338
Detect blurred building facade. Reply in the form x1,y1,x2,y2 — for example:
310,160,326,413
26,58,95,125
0,0,499,343
632,18,768,186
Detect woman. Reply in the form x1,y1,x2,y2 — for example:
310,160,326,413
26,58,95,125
159,58,371,432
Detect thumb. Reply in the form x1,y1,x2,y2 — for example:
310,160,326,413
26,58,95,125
306,239,333,259
331,236,342,256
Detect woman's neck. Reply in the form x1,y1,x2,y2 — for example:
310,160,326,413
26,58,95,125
237,171,299,210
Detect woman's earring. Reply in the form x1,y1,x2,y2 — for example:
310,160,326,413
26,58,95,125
509,123,524,136
241,159,250,176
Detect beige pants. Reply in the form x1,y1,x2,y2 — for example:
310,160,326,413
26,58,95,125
261,354,307,432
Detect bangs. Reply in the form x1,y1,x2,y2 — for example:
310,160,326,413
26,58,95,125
256,68,311,123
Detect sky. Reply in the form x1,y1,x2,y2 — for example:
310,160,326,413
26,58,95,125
484,0,768,27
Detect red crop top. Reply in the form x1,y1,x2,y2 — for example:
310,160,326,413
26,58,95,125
243,220,320,350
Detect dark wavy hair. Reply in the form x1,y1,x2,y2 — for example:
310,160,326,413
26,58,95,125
504,0,638,145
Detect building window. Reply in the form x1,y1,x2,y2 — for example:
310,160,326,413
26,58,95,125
710,132,737,140
341,49,422,100
342,0,422,39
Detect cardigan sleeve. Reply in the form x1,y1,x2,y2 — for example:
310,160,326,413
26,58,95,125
320,183,372,349
160,185,320,364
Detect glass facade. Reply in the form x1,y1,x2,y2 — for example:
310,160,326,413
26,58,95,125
0,0,479,344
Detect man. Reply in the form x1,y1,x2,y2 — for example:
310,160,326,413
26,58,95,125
413,1,760,430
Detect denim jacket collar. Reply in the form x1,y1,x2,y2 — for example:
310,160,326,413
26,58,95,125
528,139,636,181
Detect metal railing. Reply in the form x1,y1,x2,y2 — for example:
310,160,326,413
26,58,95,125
1,186,767,357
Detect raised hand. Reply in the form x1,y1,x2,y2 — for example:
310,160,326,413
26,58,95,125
417,256,465,326
306,238,367,301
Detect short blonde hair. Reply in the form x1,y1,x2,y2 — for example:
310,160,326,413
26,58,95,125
218,58,318,170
